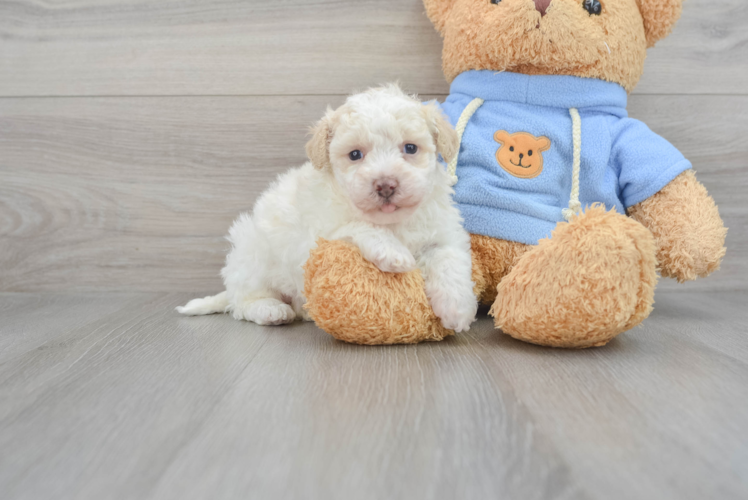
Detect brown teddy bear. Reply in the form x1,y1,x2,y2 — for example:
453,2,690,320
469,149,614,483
304,0,727,347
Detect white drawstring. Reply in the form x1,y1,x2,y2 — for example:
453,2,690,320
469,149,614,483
562,107,583,221
449,100,583,222
447,97,484,186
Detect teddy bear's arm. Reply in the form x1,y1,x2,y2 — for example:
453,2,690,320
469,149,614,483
628,170,726,282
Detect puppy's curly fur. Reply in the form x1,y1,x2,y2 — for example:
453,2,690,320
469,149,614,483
178,85,477,335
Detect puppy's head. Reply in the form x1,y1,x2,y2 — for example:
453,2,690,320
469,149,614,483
306,84,458,225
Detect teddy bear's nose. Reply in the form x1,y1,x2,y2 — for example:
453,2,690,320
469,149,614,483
534,0,551,16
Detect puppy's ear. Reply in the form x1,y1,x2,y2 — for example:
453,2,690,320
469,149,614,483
306,113,333,171
637,0,683,47
423,0,456,34
423,102,459,165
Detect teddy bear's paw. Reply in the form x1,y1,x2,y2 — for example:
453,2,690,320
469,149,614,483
628,170,727,283
430,289,478,333
304,239,451,344
363,241,417,274
490,204,658,348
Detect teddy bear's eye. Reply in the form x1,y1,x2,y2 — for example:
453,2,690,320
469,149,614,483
583,0,602,15
509,146,514,152
528,150,533,156
490,0,502,4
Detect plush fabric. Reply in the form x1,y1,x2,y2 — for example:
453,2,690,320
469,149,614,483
471,234,531,306
638,0,684,47
440,70,691,245
304,239,451,345
302,0,728,348
490,204,658,348
629,170,727,282
425,0,649,92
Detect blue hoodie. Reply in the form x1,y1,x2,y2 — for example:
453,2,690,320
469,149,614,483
439,70,691,246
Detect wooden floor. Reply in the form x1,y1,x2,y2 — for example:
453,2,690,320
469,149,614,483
1,291,747,500
2,0,748,498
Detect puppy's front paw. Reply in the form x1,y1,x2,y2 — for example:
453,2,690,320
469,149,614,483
365,244,416,274
430,291,478,333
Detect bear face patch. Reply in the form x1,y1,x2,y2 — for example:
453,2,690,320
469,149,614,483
494,131,551,179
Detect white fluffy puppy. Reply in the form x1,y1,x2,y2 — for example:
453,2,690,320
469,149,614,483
178,85,477,332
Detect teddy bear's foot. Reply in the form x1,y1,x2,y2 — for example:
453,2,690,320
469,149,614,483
303,238,451,345
470,234,531,307
490,204,658,348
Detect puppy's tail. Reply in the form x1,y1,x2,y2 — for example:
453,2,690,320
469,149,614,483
176,291,229,316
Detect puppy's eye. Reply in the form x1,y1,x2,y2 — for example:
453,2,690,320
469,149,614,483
404,144,418,155
583,0,601,15
509,146,514,152
528,150,533,156
490,0,502,4
348,150,363,161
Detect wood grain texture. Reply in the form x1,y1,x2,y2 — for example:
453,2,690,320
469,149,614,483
1,94,745,292
0,0,745,97
0,94,349,292
0,291,746,499
0,292,271,500
472,291,748,500
1,1,746,499
0,291,148,363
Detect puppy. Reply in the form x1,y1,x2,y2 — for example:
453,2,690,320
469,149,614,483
177,85,477,332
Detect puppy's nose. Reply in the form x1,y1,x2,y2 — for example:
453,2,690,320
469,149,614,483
534,0,551,16
375,178,398,199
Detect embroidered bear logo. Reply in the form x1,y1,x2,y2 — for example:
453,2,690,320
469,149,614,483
494,131,551,179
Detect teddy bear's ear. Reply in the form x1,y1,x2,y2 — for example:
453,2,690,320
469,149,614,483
535,136,551,151
637,0,684,47
423,102,459,165
423,0,456,34
494,130,511,145
305,111,333,171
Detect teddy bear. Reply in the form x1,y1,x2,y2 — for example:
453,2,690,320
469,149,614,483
303,0,727,347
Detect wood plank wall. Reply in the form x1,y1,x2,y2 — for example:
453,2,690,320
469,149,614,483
1,0,746,292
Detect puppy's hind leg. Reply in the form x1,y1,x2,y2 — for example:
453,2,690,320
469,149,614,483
291,294,313,322
222,213,295,325
231,296,296,326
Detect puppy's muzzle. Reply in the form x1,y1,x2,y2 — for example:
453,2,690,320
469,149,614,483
374,178,399,201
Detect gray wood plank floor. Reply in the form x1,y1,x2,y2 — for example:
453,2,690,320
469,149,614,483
1,291,746,500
